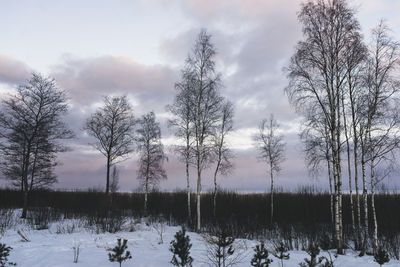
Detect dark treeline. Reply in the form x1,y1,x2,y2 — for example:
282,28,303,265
1,189,400,240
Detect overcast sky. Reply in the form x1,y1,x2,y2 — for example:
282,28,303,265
0,0,399,192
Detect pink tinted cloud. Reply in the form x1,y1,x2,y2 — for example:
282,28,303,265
0,55,31,85
51,55,178,105
178,0,302,20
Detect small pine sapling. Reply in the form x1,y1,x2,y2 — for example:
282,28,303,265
0,243,16,267
251,241,273,267
273,241,290,267
374,247,390,267
108,239,132,267
205,230,243,267
299,243,326,267
215,232,235,267
170,226,193,267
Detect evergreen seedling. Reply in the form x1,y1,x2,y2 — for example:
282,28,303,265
0,243,16,267
299,243,327,267
374,247,390,267
251,242,273,267
170,226,193,267
215,231,235,267
273,241,290,267
108,239,132,267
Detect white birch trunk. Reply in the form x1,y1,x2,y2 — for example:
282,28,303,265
360,142,369,255
270,167,274,225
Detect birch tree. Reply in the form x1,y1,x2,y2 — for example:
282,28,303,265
0,73,74,218
285,0,363,254
212,100,234,217
253,115,285,225
343,31,368,249
136,111,167,212
186,29,224,232
167,68,196,223
359,21,400,254
84,95,136,195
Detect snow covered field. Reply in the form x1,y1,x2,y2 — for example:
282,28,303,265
1,214,399,267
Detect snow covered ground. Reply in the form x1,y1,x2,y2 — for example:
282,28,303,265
0,214,399,266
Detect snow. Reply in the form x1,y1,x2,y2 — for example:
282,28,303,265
0,213,399,266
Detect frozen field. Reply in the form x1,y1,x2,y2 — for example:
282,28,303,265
0,213,399,267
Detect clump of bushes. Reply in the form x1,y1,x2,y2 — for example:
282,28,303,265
27,207,60,230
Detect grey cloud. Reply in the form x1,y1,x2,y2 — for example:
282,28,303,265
52,55,180,142
51,55,178,108
158,0,303,131
171,0,302,26
234,18,301,78
153,2,309,192
46,55,181,191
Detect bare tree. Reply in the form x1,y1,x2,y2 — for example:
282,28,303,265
167,68,196,223
254,115,285,225
285,0,363,254
359,21,400,253
0,73,74,218
212,100,234,217
136,111,167,212
185,29,224,232
343,30,368,250
84,95,135,195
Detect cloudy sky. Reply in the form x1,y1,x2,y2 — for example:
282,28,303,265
0,0,399,192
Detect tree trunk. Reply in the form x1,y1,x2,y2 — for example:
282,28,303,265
327,158,334,225
22,165,29,218
360,142,369,256
336,87,344,255
196,167,201,233
370,160,378,252
21,144,32,219
144,181,148,213
29,146,39,192
369,130,378,252
270,167,274,226
21,189,28,218
331,121,343,254
196,145,202,232
325,124,334,227
337,157,344,255
213,171,217,218
213,156,222,219
342,98,357,249
353,135,362,250
186,158,191,224
106,155,111,195
350,85,362,250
